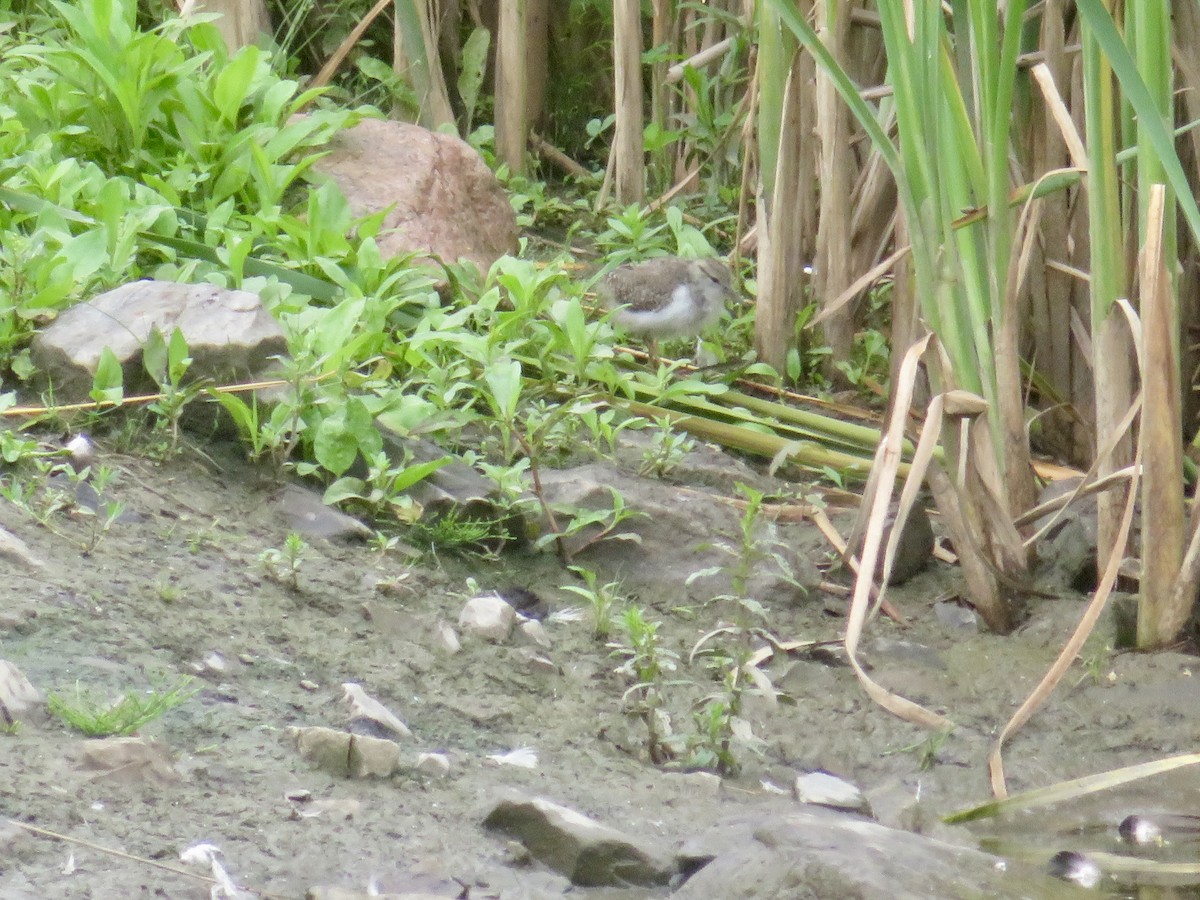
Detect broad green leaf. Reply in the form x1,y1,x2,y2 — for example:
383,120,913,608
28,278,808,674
90,346,125,405
384,456,452,493
167,327,191,383
458,26,491,131
323,476,369,506
213,45,260,125
142,326,168,386
483,358,523,422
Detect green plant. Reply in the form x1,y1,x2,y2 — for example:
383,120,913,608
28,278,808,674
687,698,739,775
536,485,647,564
76,464,126,555
609,606,682,764
48,676,196,736
638,415,695,477
685,627,776,776
406,508,507,557
885,727,954,772
834,328,890,392
688,482,803,619
185,518,223,553
258,531,309,590
1074,645,1113,689
155,577,181,603
323,449,450,526
142,325,198,455
561,566,625,640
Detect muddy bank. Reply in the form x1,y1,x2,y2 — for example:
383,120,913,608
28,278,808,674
1,437,1196,897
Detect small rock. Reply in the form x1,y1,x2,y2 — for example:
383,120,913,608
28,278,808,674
0,526,44,570
308,118,519,276
934,599,980,630
487,747,539,769
515,649,559,675
414,752,450,777
77,737,180,786
516,618,552,648
341,683,412,740
793,770,872,816
675,806,1031,899
482,791,678,887
0,660,42,724
458,593,516,642
289,726,400,778
299,679,319,692
436,624,461,655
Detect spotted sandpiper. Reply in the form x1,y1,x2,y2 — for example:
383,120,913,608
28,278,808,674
598,256,733,358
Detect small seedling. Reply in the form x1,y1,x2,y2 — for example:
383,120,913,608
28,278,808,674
560,566,625,640
156,577,181,603
609,606,682,764
638,415,695,478
185,518,224,553
1074,645,1113,688
536,486,647,563
258,532,309,590
74,465,125,555
884,726,954,771
48,677,197,737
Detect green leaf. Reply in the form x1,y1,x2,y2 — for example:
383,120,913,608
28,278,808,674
323,476,369,506
207,388,257,438
142,326,168,387
90,346,125,405
458,26,491,131
483,358,523,422
383,455,452,493
167,327,191,383
213,45,260,125
1075,0,1200,247
313,397,379,475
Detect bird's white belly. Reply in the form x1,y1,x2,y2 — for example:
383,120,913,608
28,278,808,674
614,284,721,338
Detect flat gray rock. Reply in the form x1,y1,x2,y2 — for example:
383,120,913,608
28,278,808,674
675,807,1087,899
30,280,287,400
538,462,820,604
273,483,372,541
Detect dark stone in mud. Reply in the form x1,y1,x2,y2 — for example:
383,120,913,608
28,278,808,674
483,791,678,886
273,483,372,541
